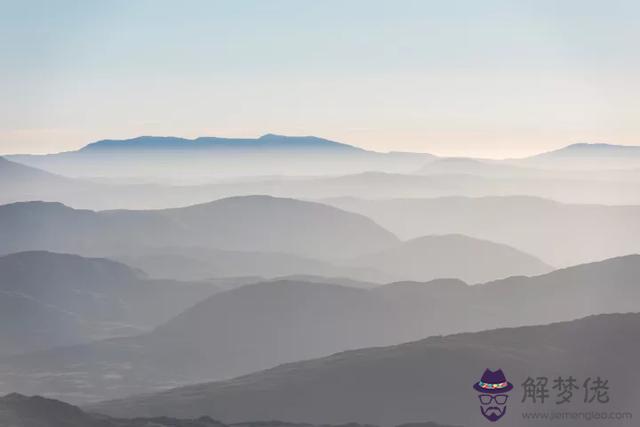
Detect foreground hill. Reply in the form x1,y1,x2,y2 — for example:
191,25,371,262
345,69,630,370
327,196,640,266
0,281,378,402
0,251,220,355
2,255,638,401
352,234,551,283
0,394,458,427
89,313,640,427
0,196,399,260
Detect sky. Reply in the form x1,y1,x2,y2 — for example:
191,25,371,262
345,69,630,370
1,0,639,158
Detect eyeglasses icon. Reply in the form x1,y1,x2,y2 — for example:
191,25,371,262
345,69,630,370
478,394,509,404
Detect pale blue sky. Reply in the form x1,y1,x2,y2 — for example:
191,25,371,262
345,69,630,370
1,0,638,157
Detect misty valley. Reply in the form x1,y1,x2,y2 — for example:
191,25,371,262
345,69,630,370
0,134,639,427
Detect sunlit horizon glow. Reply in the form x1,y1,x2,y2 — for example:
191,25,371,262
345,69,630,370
0,130,627,160
1,0,639,158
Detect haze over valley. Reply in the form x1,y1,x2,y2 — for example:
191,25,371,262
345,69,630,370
1,133,639,427
2,2,639,424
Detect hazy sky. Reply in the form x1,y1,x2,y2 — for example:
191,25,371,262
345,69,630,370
1,0,638,157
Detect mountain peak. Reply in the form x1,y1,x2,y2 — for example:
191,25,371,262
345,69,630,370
259,133,287,139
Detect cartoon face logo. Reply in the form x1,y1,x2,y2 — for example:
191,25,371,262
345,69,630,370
473,369,513,422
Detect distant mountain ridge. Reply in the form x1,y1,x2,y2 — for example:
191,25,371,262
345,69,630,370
531,142,640,158
10,135,640,158
80,134,365,152
518,142,640,170
6,134,436,180
7,135,640,183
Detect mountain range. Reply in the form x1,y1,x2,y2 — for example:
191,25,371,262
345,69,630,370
1,255,637,402
8,135,640,182
0,196,398,261
6,135,435,180
87,312,640,427
0,196,549,283
1,134,639,426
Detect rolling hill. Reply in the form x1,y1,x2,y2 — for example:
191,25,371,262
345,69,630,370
352,234,551,283
88,312,640,427
0,196,399,260
2,255,638,402
0,197,551,283
326,196,640,266
0,251,220,356
0,156,93,205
